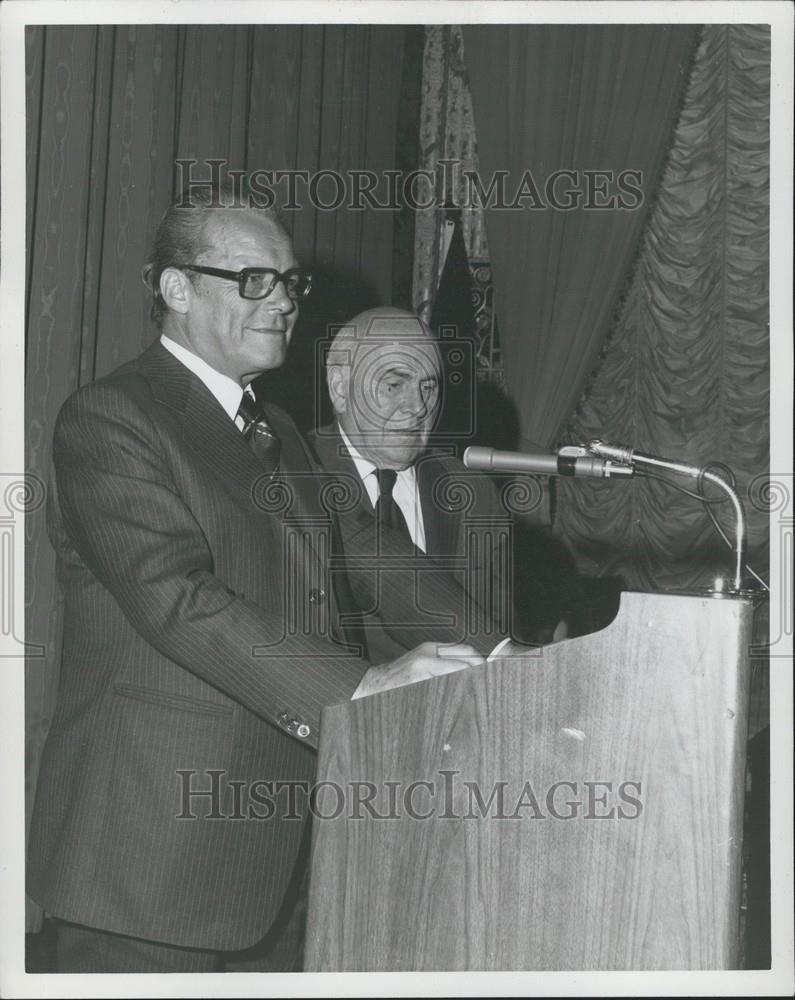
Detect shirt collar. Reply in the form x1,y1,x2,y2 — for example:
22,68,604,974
337,424,417,487
160,335,245,421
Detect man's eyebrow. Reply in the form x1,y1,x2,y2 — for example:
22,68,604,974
379,365,439,382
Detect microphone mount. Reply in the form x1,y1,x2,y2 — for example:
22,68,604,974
586,439,747,593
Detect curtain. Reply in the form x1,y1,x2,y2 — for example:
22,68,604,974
412,26,490,322
554,25,770,733
24,23,407,927
463,24,699,449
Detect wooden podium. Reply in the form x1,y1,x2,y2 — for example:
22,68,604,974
304,591,753,971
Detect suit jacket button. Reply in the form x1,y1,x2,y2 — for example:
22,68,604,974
297,724,311,739
308,588,326,605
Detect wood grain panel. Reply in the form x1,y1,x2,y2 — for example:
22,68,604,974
306,591,752,970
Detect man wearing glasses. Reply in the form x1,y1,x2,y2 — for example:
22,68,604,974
27,183,482,972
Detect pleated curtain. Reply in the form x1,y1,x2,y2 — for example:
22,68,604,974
24,24,406,928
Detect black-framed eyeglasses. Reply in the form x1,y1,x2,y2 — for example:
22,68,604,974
181,265,312,301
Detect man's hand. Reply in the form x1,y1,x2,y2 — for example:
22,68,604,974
351,642,484,700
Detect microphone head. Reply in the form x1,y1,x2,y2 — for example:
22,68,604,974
463,446,493,470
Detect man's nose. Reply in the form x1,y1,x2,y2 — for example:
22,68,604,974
398,383,428,417
263,279,295,315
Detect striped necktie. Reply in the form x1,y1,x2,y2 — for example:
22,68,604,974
236,392,281,474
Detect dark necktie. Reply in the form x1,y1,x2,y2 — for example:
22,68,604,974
236,392,281,474
374,468,415,551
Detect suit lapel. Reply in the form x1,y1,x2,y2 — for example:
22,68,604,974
310,427,375,538
417,452,461,557
139,341,270,509
138,342,329,563
261,406,345,531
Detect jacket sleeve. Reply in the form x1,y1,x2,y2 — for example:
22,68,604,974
441,471,514,654
52,383,368,748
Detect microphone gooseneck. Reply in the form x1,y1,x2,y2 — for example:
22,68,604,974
586,439,746,592
463,439,748,593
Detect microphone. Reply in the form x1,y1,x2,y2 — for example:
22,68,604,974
463,445,634,478
586,439,703,478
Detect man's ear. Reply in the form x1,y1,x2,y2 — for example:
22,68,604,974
327,366,348,415
159,267,193,315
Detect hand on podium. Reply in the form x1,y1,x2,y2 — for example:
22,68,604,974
486,620,570,662
351,642,484,700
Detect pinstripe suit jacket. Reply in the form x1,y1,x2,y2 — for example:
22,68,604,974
307,426,513,663
27,341,368,950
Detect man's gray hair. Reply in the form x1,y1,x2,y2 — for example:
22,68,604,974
142,180,283,327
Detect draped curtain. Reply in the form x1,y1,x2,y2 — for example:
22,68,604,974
555,25,770,601
465,23,770,726
24,23,406,927
463,25,699,450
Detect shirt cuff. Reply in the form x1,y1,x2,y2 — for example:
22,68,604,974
487,635,514,662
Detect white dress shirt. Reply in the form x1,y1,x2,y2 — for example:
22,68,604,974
160,335,251,429
338,426,515,658
338,425,426,552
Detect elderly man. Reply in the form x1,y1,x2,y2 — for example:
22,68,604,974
27,189,482,972
309,309,513,663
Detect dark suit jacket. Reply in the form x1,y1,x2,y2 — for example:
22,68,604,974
27,342,368,951
307,425,513,662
